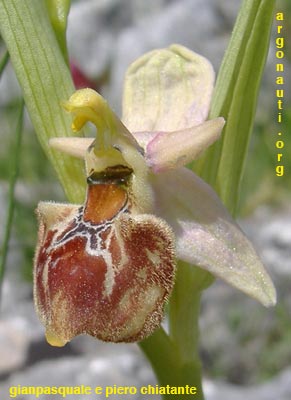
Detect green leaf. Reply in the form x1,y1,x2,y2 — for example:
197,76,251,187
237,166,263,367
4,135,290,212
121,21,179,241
0,0,85,203
45,0,71,64
193,0,276,216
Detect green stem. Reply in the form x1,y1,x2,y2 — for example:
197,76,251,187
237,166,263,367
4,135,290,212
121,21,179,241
139,328,180,387
0,100,24,299
140,263,213,400
169,263,213,400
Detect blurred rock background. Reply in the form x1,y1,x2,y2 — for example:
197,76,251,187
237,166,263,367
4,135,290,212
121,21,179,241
0,0,291,399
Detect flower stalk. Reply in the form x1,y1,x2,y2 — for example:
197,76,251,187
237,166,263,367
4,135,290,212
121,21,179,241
140,264,213,400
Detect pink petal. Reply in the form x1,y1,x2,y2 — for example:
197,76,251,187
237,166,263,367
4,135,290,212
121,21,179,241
146,118,225,172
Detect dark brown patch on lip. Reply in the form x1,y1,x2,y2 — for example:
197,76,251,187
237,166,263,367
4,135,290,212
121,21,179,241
87,165,133,185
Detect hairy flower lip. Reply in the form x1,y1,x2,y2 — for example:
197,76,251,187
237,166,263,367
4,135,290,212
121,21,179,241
34,179,176,346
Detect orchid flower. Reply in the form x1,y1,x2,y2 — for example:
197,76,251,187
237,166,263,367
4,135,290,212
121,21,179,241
34,45,276,347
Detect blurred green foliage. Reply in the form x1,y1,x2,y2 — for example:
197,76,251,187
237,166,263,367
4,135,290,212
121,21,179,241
0,103,54,182
0,100,62,282
239,107,291,215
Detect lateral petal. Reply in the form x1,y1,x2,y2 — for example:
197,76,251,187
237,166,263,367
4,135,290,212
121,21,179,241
146,118,225,172
151,168,276,307
49,137,94,159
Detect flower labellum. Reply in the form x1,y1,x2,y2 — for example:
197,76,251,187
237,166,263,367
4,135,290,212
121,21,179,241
34,91,176,346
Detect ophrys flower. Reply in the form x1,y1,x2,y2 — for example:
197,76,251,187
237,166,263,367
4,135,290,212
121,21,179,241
34,45,276,347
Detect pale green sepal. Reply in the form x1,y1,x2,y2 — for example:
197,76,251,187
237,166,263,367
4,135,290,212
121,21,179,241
0,0,85,203
122,44,214,132
151,168,276,307
146,118,225,172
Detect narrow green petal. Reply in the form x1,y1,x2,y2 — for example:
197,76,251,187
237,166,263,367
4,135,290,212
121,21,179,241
193,0,276,215
122,44,214,132
152,168,276,307
0,0,85,203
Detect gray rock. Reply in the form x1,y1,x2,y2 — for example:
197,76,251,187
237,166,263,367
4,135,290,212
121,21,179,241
204,368,291,400
0,318,29,374
241,206,291,277
0,346,157,400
